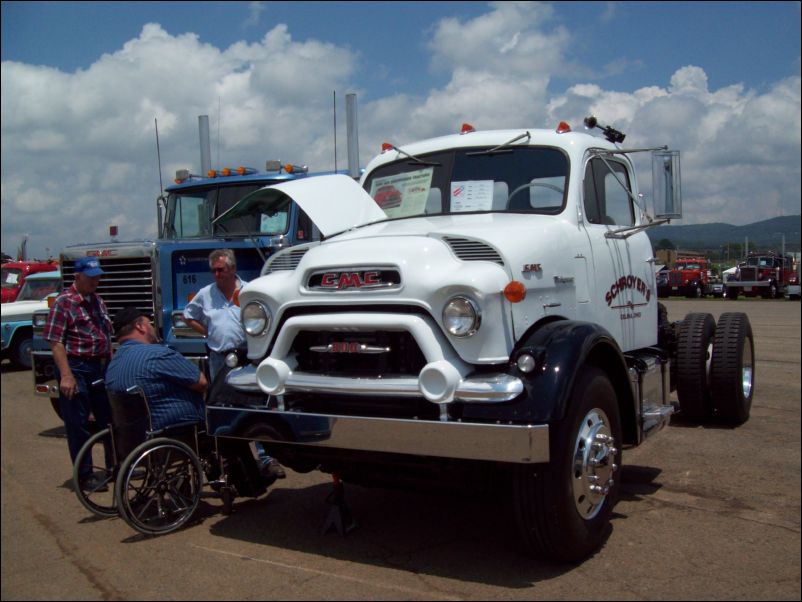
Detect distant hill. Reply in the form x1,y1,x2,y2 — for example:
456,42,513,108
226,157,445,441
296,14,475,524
647,215,801,252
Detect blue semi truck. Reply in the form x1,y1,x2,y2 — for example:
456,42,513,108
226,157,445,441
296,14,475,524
32,160,326,415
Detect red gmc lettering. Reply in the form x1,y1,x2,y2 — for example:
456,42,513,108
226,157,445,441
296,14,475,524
338,273,362,289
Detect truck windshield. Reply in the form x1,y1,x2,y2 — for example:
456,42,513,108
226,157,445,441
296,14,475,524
1,268,22,289
362,146,568,218
164,183,290,239
16,278,59,301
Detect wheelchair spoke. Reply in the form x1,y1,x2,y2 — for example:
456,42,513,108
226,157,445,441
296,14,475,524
117,439,203,535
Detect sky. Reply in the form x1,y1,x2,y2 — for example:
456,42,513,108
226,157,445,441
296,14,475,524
2,1,800,260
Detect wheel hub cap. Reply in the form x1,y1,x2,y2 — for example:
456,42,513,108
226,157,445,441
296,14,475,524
572,408,618,519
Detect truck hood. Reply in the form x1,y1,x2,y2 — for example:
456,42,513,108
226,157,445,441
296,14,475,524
0,299,48,323
215,174,388,238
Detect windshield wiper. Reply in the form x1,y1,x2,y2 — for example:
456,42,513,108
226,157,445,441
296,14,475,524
466,131,531,156
383,143,441,167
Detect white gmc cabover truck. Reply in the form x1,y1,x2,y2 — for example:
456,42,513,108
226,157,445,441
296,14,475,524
206,119,755,562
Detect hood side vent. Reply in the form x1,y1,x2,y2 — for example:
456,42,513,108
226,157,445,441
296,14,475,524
442,237,504,266
263,246,312,274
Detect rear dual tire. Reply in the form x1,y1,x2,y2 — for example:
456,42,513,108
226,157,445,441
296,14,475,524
676,312,754,426
710,313,755,425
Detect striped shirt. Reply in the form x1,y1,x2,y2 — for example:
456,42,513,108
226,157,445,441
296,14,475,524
105,340,205,430
43,284,112,358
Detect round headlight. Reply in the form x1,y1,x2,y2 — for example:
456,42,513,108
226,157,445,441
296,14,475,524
242,301,271,336
442,296,481,337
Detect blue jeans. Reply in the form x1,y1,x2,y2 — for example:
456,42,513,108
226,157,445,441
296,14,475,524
56,358,112,479
208,349,271,465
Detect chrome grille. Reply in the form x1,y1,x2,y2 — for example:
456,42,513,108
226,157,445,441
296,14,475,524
61,256,154,317
442,237,504,265
739,267,757,281
669,272,682,286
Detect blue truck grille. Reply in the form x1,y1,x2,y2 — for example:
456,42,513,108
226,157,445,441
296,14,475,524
61,257,154,317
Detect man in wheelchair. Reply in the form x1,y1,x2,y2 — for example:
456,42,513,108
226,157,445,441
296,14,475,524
91,307,277,533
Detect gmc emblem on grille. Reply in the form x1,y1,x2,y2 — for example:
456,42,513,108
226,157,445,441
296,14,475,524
308,269,401,291
310,342,391,354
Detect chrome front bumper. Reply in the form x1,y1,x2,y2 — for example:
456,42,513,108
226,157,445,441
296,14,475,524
207,405,550,464
226,363,524,404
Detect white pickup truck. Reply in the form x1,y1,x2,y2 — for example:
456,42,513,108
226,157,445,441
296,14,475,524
207,119,755,562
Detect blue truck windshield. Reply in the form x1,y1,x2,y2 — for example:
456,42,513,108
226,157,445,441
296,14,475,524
164,183,290,239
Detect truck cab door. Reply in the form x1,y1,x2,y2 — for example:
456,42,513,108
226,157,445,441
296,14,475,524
580,155,655,352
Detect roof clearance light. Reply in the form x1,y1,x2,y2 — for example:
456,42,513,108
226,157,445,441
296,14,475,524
556,121,572,134
237,166,247,176
265,160,282,172
221,168,232,177
504,281,527,303
175,169,190,183
207,170,217,178
381,143,394,153
461,123,476,134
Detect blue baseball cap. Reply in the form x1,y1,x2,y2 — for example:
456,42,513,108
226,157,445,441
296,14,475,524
74,257,105,277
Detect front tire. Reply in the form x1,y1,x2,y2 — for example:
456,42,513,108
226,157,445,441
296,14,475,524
10,335,33,369
513,366,621,562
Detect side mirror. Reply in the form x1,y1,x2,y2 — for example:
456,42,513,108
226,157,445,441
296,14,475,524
652,150,682,219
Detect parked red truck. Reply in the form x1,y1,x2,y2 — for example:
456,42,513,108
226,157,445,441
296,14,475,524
666,257,710,298
1,261,59,303
727,251,796,299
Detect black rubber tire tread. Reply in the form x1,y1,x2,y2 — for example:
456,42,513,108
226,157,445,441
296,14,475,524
10,335,33,369
710,312,754,426
675,313,716,422
114,437,203,536
72,428,118,517
512,366,621,563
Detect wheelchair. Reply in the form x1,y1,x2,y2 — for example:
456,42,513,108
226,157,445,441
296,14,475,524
72,385,261,535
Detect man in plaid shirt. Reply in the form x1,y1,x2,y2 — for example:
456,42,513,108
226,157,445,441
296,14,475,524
44,257,113,490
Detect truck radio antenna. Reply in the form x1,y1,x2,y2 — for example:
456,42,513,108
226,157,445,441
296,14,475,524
155,117,164,195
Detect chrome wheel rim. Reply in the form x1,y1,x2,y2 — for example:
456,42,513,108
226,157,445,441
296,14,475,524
572,408,618,519
742,337,754,399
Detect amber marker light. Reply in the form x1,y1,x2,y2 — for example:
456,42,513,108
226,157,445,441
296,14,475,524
504,281,527,303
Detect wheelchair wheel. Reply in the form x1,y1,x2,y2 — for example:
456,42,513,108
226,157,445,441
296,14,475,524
115,437,203,536
72,427,117,518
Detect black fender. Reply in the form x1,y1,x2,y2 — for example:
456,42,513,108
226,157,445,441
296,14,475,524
461,320,636,438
